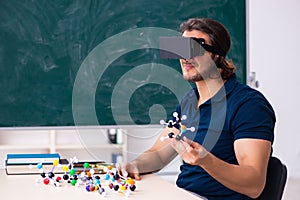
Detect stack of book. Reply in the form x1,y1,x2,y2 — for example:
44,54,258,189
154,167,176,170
5,153,116,175
73,161,114,174
5,153,68,175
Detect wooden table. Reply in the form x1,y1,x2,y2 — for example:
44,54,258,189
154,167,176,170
0,170,205,200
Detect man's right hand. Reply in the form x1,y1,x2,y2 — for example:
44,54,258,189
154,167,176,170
118,161,141,180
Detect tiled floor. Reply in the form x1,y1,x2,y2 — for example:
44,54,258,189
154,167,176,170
282,178,300,200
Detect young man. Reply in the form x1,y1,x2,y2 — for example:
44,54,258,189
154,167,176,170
120,18,275,200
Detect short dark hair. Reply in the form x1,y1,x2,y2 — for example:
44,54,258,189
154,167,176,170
180,18,236,79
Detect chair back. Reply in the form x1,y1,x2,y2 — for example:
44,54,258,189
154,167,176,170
255,156,287,200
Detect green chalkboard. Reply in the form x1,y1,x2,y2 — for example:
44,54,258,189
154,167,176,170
0,0,246,127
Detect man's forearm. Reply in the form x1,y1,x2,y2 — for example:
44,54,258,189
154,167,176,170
133,146,177,174
132,150,167,174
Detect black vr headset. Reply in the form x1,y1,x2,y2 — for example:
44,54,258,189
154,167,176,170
159,37,223,59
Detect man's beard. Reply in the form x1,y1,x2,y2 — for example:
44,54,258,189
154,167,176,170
183,66,219,82
183,72,204,82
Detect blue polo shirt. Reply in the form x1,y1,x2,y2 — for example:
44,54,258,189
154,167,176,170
175,74,275,200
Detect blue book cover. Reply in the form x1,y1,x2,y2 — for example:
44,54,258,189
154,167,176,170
6,153,60,165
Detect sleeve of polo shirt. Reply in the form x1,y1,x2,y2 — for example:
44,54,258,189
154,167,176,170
231,97,276,143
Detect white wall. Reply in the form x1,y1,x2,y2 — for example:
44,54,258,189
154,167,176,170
248,0,300,178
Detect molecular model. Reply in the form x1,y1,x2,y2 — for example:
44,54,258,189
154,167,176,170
160,112,195,141
34,157,136,197
35,159,62,187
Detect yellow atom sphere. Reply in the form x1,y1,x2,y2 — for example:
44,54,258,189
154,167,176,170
62,165,69,172
181,125,186,130
120,185,127,191
126,178,135,185
53,159,59,166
